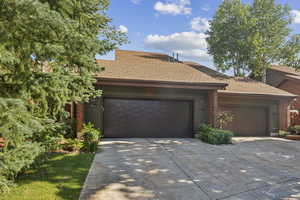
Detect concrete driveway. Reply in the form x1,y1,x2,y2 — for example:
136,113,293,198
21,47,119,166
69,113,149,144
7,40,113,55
80,138,300,200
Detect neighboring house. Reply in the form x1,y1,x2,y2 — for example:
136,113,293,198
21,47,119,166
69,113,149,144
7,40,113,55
75,50,296,138
266,65,300,125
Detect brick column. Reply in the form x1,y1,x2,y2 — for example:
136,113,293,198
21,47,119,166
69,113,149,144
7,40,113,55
76,103,84,138
208,90,218,127
279,100,291,130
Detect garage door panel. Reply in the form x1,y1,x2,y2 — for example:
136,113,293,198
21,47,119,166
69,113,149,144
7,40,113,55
104,98,193,138
220,105,268,137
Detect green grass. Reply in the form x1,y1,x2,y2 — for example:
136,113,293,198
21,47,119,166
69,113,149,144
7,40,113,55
0,153,94,200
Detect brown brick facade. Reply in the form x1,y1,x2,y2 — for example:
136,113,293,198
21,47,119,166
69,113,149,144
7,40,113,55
266,67,300,127
278,80,300,125
76,103,84,138
208,90,218,127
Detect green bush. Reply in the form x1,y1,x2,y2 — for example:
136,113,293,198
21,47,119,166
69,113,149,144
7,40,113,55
61,139,83,152
197,124,234,145
0,98,46,193
288,125,300,135
277,130,290,138
43,135,65,152
80,123,102,153
0,175,14,194
31,119,66,152
195,124,214,140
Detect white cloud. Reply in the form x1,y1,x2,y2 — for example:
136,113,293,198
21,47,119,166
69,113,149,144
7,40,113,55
145,32,211,61
191,17,210,32
119,25,128,33
291,10,300,24
201,5,210,12
131,0,141,4
154,0,192,16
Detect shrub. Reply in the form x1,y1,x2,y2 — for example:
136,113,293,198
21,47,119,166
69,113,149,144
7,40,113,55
43,135,65,152
61,139,83,152
277,130,290,138
0,175,14,194
31,119,66,152
195,124,214,140
0,98,45,193
80,123,102,153
288,125,300,135
216,112,234,129
197,124,234,145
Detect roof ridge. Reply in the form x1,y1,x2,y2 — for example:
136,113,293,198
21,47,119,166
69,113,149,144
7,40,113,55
116,49,169,56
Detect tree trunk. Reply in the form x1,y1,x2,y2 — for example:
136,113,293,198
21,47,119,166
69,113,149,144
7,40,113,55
261,68,267,83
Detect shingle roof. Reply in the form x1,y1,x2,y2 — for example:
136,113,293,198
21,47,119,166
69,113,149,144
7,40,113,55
286,74,300,81
270,65,300,76
186,62,296,97
96,50,227,86
96,50,296,97
219,77,296,97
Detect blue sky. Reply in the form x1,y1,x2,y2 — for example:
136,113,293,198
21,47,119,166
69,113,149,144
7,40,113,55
99,0,300,69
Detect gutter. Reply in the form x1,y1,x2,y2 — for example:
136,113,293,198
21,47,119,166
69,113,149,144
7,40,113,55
218,91,298,100
96,77,228,90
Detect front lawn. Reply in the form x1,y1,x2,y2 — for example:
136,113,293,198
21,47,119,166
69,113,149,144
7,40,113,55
0,153,94,200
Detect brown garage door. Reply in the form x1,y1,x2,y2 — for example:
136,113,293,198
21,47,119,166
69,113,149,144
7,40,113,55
220,105,268,136
104,98,193,138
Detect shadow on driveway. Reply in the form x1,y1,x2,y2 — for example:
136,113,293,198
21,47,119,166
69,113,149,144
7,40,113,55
80,138,300,200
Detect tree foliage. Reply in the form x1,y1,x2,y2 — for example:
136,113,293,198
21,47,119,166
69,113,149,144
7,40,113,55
207,0,300,77
0,0,126,193
0,0,126,119
206,0,251,76
0,98,45,193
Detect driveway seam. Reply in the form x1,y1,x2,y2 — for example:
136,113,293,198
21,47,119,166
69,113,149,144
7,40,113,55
218,177,300,200
215,146,300,199
147,139,212,200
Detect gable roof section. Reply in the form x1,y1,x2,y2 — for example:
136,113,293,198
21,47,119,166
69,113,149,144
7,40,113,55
270,65,300,76
186,62,296,98
268,65,300,88
96,50,227,89
96,50,296,98
285,74,300,81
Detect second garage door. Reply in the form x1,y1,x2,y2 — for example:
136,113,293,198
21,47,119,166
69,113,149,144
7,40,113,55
104,98,193,138
220,105,268,137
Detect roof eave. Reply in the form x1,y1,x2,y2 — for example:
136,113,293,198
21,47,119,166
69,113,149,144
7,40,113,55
218,91,298,100
270,67,300,77
96,77,228,90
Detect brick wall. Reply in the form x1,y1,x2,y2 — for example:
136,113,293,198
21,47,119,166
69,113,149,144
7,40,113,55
75,103,84,138
278,80,300,125
208,90,218,127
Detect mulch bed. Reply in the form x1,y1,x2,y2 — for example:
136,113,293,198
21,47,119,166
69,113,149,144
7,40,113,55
285,135,300,141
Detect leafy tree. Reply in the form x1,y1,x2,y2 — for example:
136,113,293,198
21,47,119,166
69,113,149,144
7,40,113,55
207,0,300,78
207,0,251,76
0,0,126,119
247,0,293,79
279,35,300,69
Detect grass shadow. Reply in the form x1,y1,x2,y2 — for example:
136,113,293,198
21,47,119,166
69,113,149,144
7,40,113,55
1,153,94,200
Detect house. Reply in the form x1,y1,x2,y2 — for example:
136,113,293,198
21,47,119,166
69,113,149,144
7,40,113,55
75,50,297,138
266,65,300,125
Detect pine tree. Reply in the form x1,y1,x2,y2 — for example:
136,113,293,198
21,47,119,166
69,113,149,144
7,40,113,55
0,0,126,118
0,98,45,193
0,0,126,192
